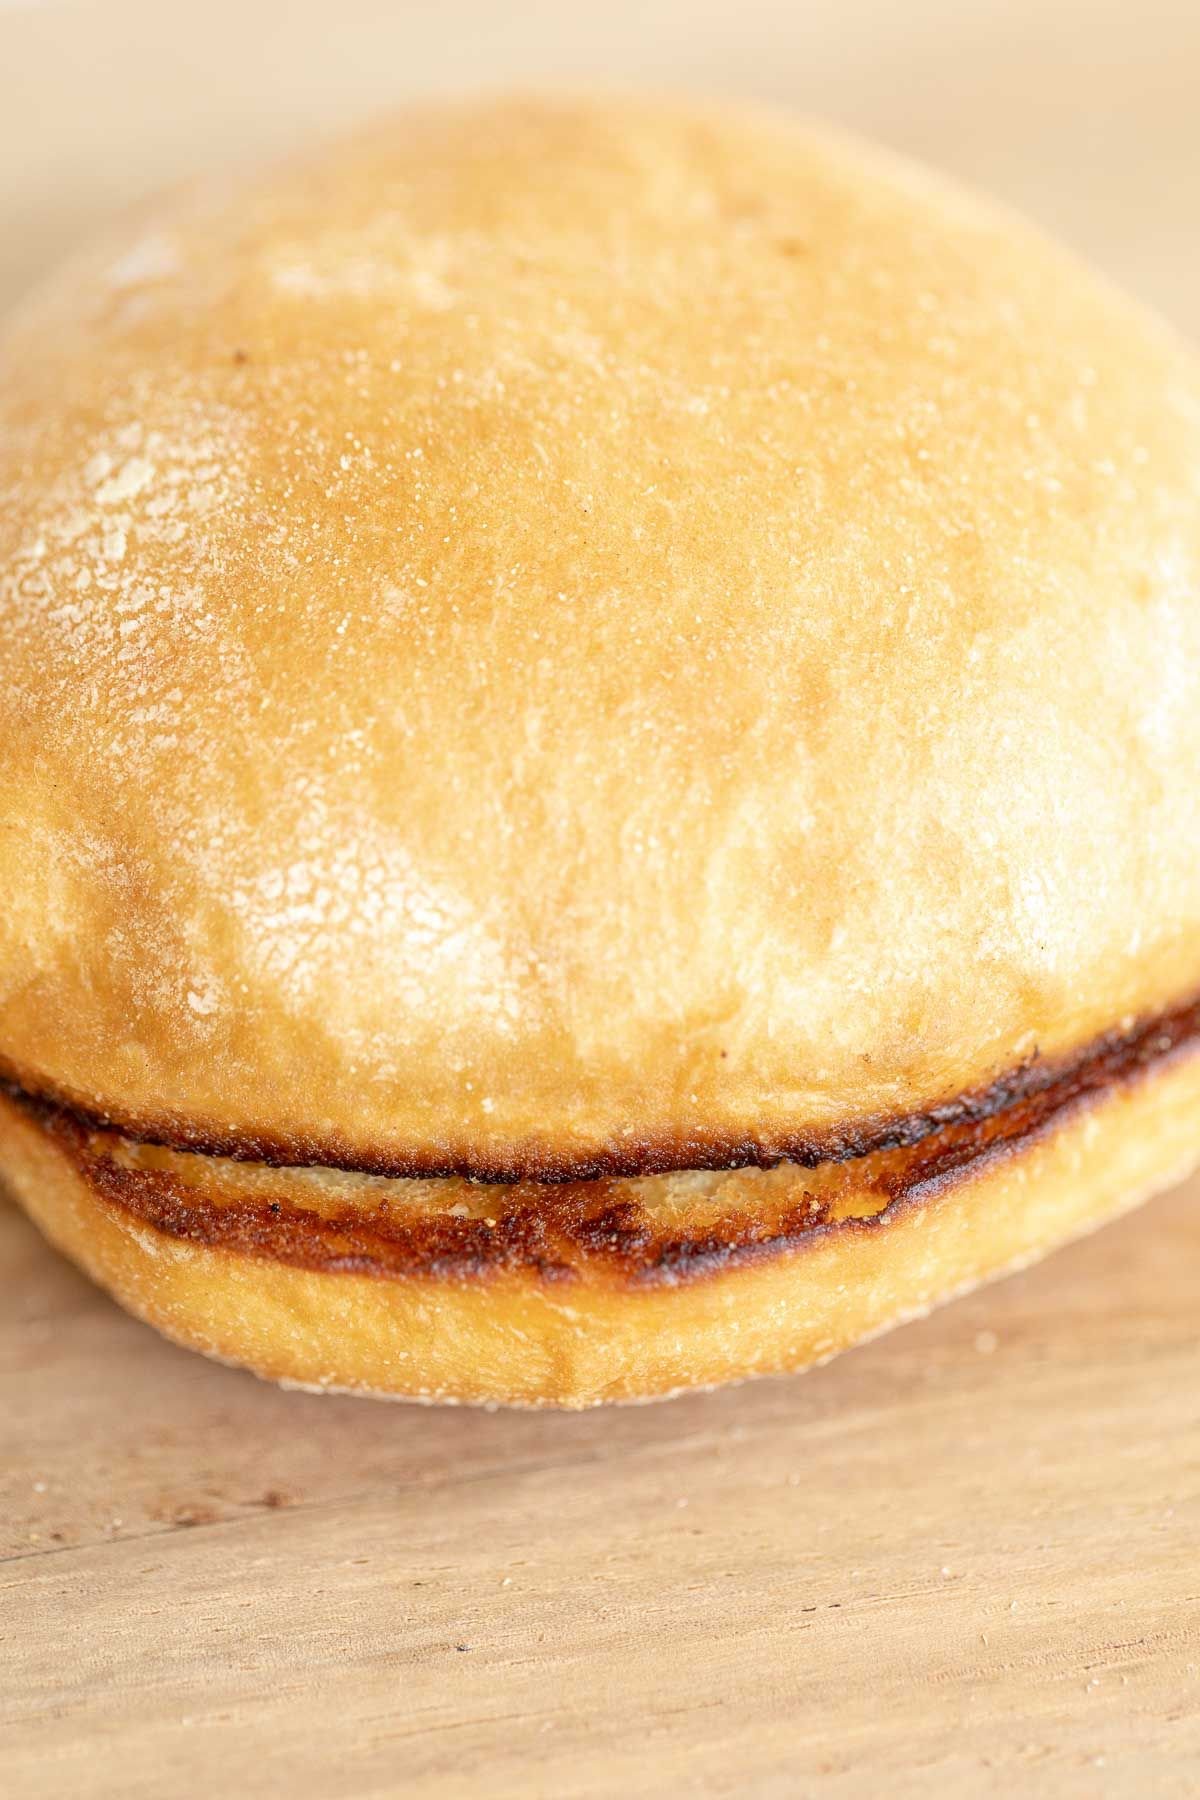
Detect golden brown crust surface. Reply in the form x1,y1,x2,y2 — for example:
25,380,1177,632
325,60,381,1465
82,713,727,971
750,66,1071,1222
5,982,1200,1194
3,95,1200,1177
10,985,1199,1282
4,1036,1200,1405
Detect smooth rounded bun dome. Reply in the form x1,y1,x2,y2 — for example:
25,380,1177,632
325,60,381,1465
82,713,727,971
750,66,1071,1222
3,94,1200,1405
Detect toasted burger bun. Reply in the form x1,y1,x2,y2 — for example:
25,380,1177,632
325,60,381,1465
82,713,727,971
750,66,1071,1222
2,95,1200,1404
4,1015,1200,1405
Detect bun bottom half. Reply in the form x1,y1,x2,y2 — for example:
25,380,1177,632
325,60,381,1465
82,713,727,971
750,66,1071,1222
4,1045,1200,1408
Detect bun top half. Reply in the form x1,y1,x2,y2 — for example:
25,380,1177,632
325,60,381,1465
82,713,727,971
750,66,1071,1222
3,94,1200,1179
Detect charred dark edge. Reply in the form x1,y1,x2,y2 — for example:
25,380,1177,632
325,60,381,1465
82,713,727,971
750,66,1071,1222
3,988,1200,1185
14,995,1200,1290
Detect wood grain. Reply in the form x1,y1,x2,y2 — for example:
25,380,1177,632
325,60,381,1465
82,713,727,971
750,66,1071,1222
3,1,1200,1793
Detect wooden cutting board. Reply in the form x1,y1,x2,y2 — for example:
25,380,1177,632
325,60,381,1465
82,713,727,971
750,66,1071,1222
3,3,1200,1794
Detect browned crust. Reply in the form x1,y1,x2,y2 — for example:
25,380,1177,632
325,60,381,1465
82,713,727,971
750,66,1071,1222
3,988,1199,1187
10,990,1200,1290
